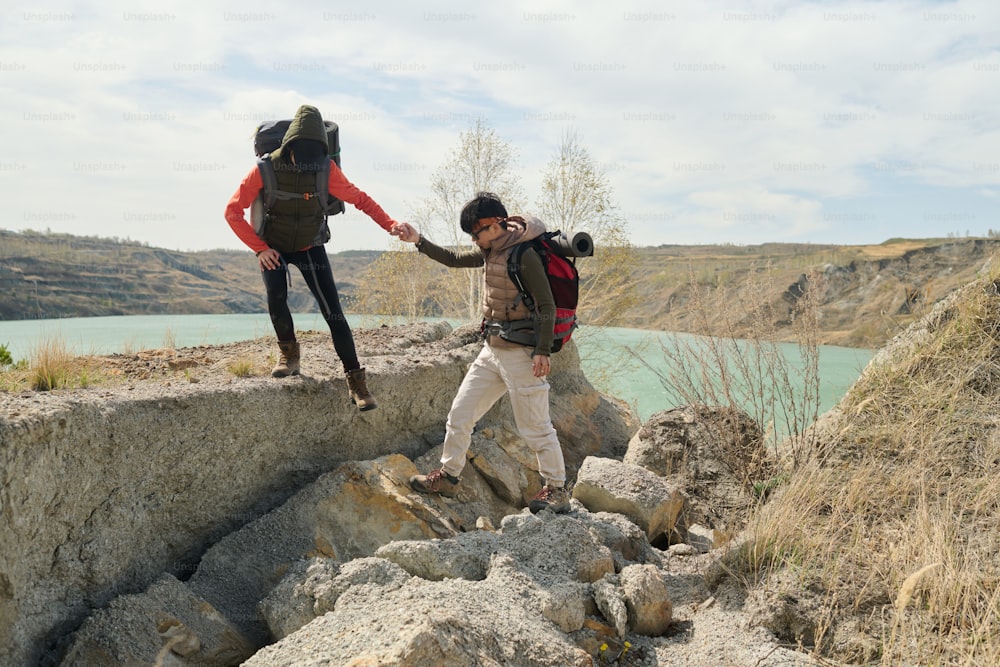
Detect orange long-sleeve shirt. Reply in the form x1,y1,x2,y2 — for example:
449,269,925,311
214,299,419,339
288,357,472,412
224,161,397,253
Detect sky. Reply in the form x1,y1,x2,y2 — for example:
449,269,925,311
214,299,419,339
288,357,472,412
1,0,998,253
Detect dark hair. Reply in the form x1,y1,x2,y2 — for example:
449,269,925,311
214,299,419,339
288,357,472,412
288,139,326,172
459,191,508,233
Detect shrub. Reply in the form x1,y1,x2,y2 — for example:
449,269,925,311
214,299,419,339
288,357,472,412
30,338,73,391
733,268,1000,663
227,358,255,378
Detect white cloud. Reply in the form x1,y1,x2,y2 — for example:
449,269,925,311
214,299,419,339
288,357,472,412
1,0,997,251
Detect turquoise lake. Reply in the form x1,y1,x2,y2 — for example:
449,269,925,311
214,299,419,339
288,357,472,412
0,314,873,424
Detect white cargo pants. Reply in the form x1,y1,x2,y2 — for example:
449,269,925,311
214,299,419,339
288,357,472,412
439,343,566,486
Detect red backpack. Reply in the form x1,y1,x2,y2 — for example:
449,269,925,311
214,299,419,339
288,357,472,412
506,231,587,353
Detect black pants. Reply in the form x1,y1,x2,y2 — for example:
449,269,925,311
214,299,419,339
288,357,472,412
261,245,359,372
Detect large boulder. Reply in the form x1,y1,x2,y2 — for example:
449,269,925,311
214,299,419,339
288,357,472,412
623,405,771,533
57,574,255,667
245,553,597,667
620,564,673,636
258,557,412,641
184,454,453,644
571,456,686,546
243,508,670,666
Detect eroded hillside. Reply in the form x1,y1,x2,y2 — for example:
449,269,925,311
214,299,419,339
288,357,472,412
3,229,997,349
625,237,1000,347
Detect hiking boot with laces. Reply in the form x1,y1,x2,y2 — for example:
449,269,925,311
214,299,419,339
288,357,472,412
409,469,460,498
271,340,300,378
346,367,377,411
528,485,570,514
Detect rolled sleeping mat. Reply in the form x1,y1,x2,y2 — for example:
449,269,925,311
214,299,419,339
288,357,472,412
551,231,594,258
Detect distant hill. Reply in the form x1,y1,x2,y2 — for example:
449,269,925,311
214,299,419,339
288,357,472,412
0,229,380,320
2,228,998,349
633,237,1000,348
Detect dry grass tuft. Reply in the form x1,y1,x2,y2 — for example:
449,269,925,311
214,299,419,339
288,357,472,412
0,339,111,392
227,357,257,378
29,338,74,391
653,259,1000,663
730,264,1000,664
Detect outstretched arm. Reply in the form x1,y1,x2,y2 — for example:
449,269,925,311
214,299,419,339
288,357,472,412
392,222,483,268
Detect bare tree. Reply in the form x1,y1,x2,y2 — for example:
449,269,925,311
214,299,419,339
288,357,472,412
423,118,523,243
423,119,523,320
351,238,433,322
536,130,638,330
355,118,524,321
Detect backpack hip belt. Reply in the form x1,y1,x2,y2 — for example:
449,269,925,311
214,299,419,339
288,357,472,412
481,318,535,347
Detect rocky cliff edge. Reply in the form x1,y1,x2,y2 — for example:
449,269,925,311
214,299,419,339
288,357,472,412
1,322,818,666
0,322,636,665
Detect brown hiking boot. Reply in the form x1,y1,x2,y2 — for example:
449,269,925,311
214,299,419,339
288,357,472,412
410,469,460,498
271,340,300,377
346,367,377,411
528,485,570,514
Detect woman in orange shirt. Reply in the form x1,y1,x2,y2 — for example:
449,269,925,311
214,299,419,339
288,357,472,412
225,104,404,411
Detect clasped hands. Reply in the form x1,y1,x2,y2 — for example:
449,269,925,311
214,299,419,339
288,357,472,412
390,221,419,243
388,221,549,377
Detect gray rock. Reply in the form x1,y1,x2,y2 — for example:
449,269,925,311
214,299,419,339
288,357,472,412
243,506,640,664
592,574,629,639
624,405,769,534
540,582,590,633
375,531,499,582
58,573,254,667
620,564,673,636
572,456,686,544
578,510,665,569
257,558,339,641
496,511,616,585
687,523,724,553
243,554,595,667
467,432,531,504
409,441,523,529
259,557,411,640
185,454,452,644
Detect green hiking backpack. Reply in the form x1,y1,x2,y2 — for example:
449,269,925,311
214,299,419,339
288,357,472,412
249,119,346,244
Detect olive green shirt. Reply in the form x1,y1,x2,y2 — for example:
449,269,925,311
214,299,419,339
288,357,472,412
416,235,557,355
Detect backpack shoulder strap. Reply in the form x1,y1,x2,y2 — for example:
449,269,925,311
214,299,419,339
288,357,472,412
256,154,327,208
507,240,543,311
256,156,278,209
315,161,331,216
